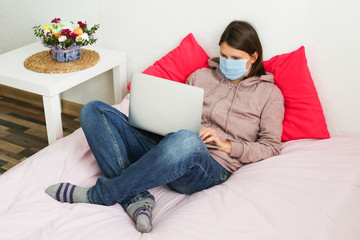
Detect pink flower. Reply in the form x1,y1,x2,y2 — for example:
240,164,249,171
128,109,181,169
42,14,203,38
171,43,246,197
51,18,61,23
78,21,87,28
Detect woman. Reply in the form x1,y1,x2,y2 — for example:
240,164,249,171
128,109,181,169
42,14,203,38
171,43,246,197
45,20,284,233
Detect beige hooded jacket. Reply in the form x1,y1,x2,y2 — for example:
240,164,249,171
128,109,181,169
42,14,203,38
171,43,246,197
187,58,285,172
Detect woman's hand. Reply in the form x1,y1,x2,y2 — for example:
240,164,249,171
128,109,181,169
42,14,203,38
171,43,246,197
199,127,232,154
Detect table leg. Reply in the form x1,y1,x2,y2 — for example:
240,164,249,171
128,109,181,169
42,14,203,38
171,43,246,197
112,64,127,104
43,94,63,144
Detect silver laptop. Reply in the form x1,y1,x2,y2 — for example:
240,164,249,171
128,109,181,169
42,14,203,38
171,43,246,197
128,72,204,136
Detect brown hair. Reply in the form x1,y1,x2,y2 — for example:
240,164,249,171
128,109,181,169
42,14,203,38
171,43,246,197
219,20,266,77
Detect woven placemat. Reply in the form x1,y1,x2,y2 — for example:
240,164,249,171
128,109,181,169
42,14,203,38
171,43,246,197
24,49,100,74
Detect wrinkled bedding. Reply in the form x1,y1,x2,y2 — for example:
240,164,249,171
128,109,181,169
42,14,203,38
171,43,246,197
1,95,359,240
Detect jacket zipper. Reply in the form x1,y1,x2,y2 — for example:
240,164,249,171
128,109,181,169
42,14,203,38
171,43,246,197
206,82,235,127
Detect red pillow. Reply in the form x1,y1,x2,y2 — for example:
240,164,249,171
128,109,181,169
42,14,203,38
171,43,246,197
127,33,209,89
264,46,330,141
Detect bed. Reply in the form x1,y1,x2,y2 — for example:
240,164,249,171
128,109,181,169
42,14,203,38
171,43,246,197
1,34,360,239
1,93,359,240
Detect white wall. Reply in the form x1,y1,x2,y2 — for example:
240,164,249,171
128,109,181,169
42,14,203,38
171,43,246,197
1,0,360,135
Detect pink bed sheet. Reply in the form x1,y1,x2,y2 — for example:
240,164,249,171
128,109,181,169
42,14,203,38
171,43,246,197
1,95,360,240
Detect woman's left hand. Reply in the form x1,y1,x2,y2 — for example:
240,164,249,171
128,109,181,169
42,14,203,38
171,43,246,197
199,127,232,154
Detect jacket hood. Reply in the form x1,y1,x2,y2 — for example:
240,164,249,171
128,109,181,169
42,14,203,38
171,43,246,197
208,57,274,87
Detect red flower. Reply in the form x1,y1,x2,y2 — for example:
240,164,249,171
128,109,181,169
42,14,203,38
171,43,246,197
61,29,71,37
51,18,61,23
70,32,78,40
78,21,87,28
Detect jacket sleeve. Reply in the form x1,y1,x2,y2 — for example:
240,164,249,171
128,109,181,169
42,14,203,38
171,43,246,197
228,87,285,163
186,70,198,86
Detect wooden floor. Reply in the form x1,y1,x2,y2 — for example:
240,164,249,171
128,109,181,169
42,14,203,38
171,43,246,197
0,96,80,175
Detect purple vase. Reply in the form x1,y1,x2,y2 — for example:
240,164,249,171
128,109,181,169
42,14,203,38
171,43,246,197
52,48,82,63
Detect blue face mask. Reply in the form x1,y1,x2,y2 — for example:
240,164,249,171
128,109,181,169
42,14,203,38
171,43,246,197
219,56,250,81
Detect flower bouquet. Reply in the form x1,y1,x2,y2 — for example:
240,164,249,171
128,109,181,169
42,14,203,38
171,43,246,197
33,18,99,62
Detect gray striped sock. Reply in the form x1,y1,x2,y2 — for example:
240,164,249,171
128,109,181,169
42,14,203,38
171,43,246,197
126,196,155,233
45,183,89,203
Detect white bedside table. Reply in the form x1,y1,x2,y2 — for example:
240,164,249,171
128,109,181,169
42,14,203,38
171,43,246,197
0,42,127,144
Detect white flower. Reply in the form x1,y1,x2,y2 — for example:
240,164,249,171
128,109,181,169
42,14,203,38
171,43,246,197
76,33,89,43
80,33,89,40
58,36,67,42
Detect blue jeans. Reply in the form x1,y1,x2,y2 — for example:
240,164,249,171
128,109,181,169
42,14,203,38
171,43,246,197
80,100,230,210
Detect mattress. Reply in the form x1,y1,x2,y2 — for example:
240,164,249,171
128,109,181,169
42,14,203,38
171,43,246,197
0,95,359,240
